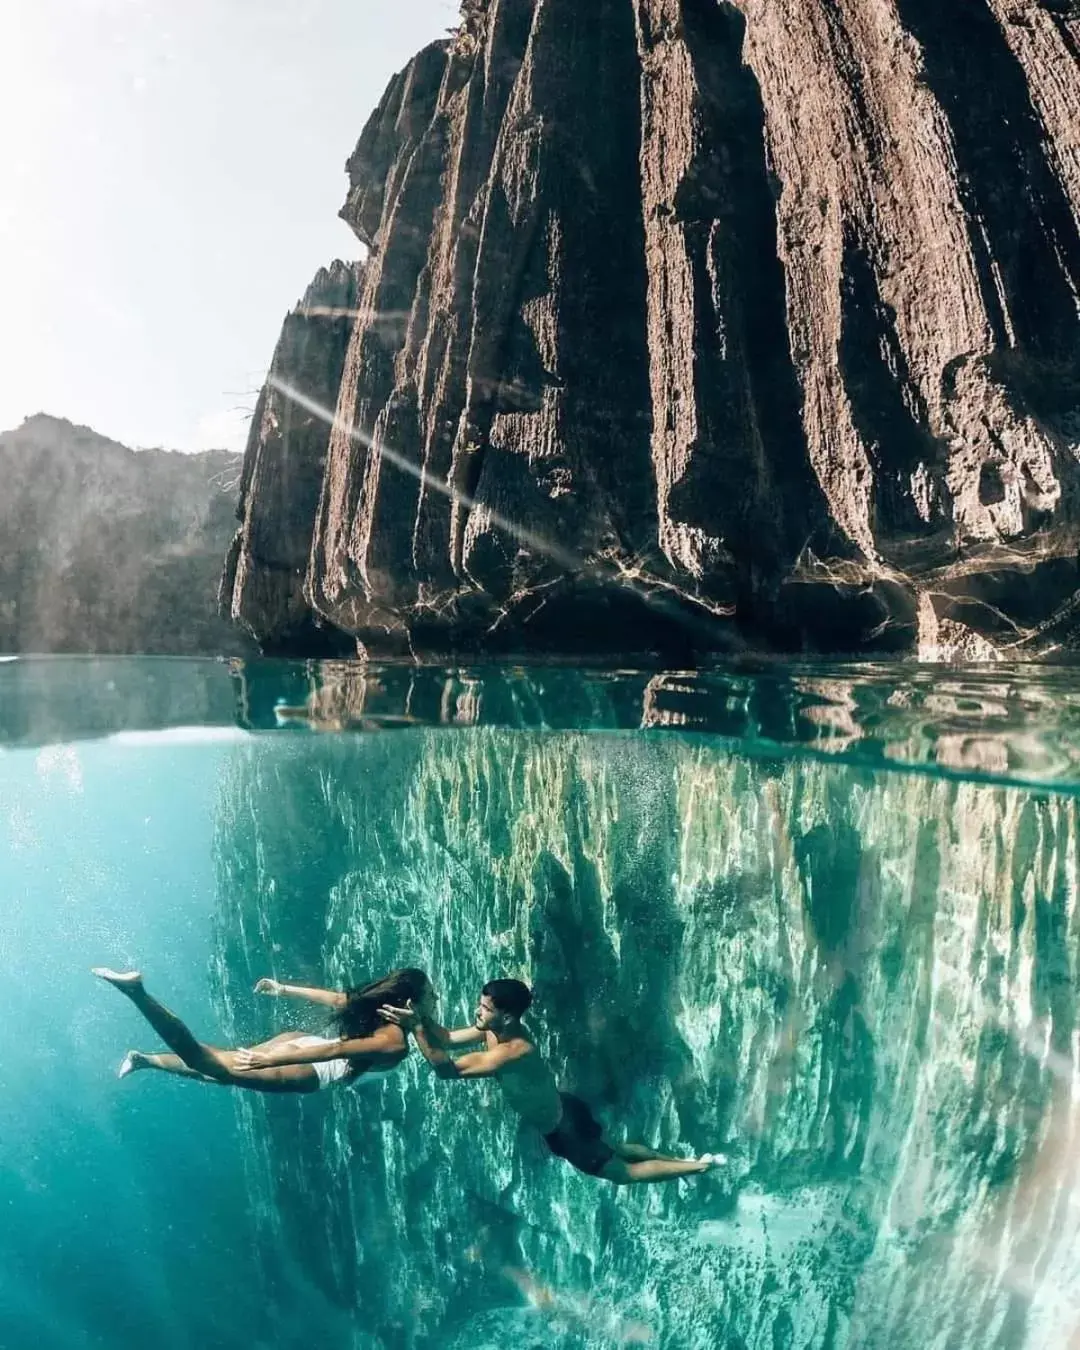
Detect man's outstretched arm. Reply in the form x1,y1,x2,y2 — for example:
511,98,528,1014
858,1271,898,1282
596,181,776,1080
378,1000,483,1049
381,1003,523,1080
413,1019,485,1050
412,1023,525,1080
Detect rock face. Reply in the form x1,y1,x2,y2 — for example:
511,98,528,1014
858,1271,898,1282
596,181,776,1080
225,0,1080,660
0,415,250,655
221,262,362,654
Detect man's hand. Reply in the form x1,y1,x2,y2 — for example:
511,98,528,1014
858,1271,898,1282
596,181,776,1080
254,978,282,996
234,1047,272,1071
379,998,419,1031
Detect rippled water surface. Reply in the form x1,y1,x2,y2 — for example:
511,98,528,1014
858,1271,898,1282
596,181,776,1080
4,656,1080,1349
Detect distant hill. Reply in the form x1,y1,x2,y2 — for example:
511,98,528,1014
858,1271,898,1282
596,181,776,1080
0,414,252,655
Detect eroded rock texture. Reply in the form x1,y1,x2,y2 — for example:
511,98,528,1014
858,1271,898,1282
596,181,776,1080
212,728,1080,1348
221,262,362,654
225,0,1080,659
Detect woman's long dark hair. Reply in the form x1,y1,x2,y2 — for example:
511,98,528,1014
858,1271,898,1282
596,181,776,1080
332,968,429,1039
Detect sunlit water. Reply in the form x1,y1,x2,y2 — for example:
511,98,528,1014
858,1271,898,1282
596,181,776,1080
5,656,1080,1350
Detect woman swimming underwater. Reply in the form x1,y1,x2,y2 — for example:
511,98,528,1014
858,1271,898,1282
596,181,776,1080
91,966,429,1094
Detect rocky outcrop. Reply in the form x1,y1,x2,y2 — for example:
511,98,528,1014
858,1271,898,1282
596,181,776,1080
221,262,362,654
0,414,250,655
226,0,1080,660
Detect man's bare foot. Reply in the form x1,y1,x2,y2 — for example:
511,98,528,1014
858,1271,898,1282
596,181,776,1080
698,1153,729,1172
118,1051,150,1079
91,967,143,993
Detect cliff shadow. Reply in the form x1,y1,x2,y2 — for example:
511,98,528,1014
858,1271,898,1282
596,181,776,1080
664,0,834,580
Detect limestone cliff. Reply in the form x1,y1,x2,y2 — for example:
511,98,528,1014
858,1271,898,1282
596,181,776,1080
225,0,1080,660
221,262,362,654
0,415,250,655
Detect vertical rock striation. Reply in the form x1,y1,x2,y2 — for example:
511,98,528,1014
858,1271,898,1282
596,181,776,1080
213,729,1080,1347
227,0,1080,659
221,261,362,654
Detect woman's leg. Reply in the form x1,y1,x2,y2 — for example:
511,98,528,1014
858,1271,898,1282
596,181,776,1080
119,1034,307,1082
251,1032,311,1052
93,969,319,1095
119,1051,216,1082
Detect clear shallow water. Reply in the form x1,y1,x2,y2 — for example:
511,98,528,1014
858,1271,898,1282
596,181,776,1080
4,657,1080,1349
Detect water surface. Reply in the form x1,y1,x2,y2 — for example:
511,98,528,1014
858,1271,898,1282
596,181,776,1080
3,656,1080,1349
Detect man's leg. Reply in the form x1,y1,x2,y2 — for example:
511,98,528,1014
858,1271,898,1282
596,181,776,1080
93,969,318,1094
611,1142,669,1163
600,1140,727,1185
600,1155,718,1185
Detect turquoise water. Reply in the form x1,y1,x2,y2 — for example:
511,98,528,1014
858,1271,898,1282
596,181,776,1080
4,657,1080,1349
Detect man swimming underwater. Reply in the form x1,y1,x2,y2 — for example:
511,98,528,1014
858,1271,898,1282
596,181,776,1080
380,978,725,1185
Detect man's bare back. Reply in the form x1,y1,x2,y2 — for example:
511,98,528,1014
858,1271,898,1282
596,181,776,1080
477,1028,562,1133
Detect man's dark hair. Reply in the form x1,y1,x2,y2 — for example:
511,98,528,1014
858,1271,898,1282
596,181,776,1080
482,978,532,1019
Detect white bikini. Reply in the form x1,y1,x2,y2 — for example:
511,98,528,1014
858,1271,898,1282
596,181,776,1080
289,1035,354,1089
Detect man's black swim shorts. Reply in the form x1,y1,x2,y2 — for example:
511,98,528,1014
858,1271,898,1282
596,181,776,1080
543,1092,615,1177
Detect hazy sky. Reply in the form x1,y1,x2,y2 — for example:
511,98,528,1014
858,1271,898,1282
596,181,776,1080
0,0,458,452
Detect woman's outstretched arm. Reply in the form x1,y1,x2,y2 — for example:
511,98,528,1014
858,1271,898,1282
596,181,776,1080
254,977,346,1009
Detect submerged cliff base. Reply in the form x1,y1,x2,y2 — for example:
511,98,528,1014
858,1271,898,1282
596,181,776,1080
213,725,1080,1347
224,0,1080,662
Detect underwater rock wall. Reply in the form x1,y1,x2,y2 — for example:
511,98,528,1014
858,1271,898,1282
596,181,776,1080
212,730,1080,1348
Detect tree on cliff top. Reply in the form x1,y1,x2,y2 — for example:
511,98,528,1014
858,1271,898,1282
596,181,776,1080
449,0,491,55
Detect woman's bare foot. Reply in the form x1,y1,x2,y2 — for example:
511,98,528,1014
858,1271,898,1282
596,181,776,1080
91,967,143,993
118,1051,150,1079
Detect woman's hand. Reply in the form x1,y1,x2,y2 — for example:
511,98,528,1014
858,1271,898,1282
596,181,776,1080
234,1047,273,1072
379,998,418,1031
253,978,282,996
